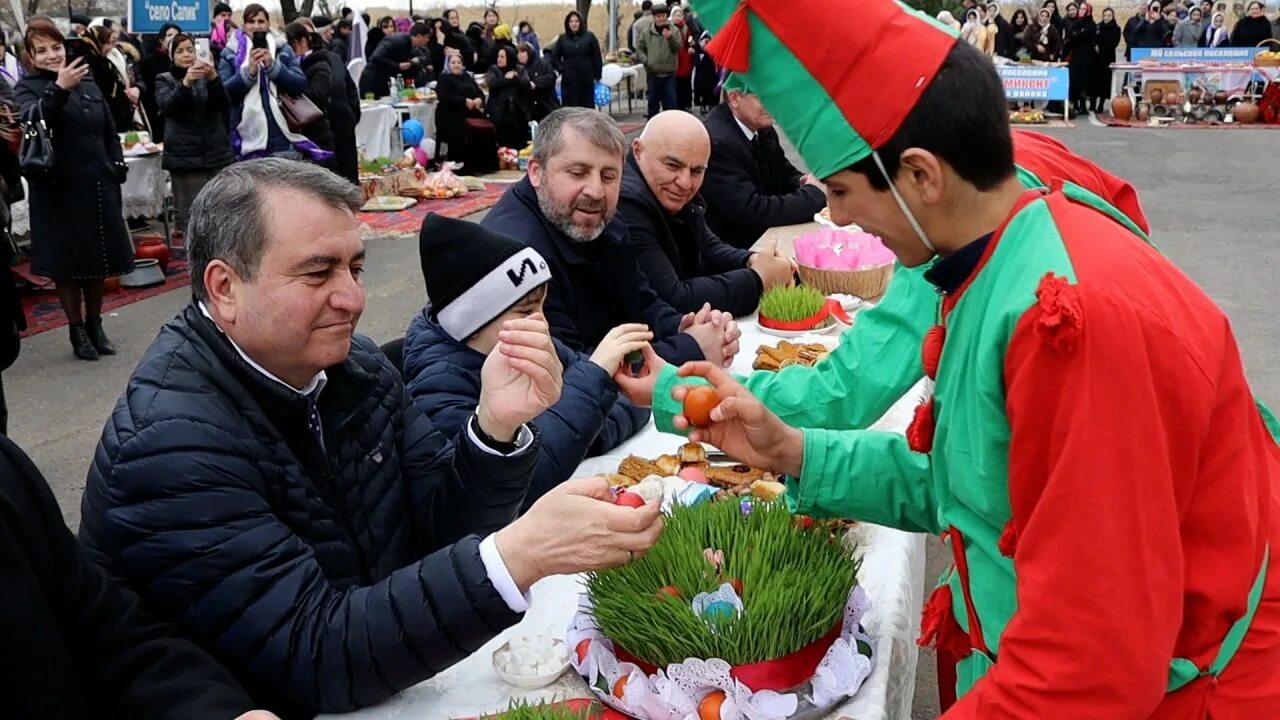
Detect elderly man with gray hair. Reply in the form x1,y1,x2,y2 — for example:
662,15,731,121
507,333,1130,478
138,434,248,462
78,159,664,717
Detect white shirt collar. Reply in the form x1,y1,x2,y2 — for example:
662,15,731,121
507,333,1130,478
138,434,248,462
198,301,327,398
733,113,756,142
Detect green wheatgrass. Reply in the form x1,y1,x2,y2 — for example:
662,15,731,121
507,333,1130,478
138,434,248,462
481,699,594,719
758,285,827,323
586,500,858,668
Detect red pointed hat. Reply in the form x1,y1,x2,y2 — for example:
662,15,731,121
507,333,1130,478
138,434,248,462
698,0,958,178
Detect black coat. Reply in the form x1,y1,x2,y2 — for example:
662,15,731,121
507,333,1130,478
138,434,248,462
485,64,532,148
994,15,1017,59
135,50,171,141
552,13,602,109
85,51,134,133
361,33,414,98
1025,22,1063,60
324,48,361,183
1065,17,1096,101
1093,20,1122,99
79,302,539,718
1230,16,1273,48
482,178,705,364
701,104,826,248
1131,17,1172,48
403,310,649,509
298,50,336,150
435,70,485,151
155,70,235,172
330,33,351,63
618,155,762,317
14,72,133,281
522,56,560,120
0,434,256,719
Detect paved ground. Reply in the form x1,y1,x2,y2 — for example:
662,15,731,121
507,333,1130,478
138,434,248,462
4,120,1277,718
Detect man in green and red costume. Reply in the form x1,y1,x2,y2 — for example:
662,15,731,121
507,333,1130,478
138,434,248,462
618,0,1280,715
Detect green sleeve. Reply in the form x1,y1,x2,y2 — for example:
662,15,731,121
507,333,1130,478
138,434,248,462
652,261,937,434
792,427,940,535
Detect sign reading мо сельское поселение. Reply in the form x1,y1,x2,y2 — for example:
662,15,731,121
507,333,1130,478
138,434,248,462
127,0,209,34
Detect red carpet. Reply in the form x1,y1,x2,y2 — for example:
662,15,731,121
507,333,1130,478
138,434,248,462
357,182,507,236
18,243,191,338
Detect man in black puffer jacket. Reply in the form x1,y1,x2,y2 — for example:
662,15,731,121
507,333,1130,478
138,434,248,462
79,159,664,719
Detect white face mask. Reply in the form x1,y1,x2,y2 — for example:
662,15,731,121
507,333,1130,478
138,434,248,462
873,150,936,255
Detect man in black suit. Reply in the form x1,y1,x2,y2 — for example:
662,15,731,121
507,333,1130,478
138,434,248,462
360,21,431,98
700,73,827,249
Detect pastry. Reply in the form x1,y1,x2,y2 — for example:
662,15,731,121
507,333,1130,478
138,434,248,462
678,443,708,464
603,473,638,488
753,341,830,372
704,464,769,489
618,456,664,482
750,480,787,501
653,454,682,476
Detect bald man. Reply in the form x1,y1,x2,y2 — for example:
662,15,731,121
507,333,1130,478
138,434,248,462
616,111,795,317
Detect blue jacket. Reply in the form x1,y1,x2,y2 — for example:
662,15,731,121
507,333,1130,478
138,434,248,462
79,303,539,718
403,308,650,507
218,34,308,154
482,177,705,364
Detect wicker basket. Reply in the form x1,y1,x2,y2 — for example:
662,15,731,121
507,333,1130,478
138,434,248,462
1256,39,1280,67
797,262,893,300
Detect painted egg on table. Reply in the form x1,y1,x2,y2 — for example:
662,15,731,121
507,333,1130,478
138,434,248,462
698,690,727,720
703,600,737,623
678,466,709,484
574,638,591,664
612,676,628,698
656,585,683,600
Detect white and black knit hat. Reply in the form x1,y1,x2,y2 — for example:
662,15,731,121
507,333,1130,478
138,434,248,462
419,213,551,341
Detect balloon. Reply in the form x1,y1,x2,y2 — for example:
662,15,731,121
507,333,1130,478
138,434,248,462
401,119,425,146
412,147,429,167
594,82,613,108
418,137,436,156
601,63,624,87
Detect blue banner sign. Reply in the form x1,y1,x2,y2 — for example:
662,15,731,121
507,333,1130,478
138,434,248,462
128,0,209,34
1130,47,1262,63
998,66,1071,101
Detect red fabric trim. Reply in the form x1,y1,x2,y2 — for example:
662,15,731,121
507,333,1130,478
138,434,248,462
921,324,945,380
757,302,831,331
741,0,955,149
906,398,936,454
1032,273,1084,351
943,527,991,655
1012,130,1151,235
614,623,841,693
997,520,1018,558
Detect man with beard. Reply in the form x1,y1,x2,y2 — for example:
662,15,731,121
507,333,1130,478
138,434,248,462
482,108,741,367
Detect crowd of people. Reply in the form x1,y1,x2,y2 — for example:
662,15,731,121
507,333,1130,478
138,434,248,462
939,0,1280,115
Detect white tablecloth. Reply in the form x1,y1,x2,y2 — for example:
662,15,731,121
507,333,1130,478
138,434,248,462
356,103,399,160
321,317,927,720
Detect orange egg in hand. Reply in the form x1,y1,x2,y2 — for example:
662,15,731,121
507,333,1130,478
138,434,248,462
682,386,720,428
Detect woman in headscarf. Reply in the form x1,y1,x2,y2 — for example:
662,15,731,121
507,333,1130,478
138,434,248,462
516,21,541,55
484,45,531,149
1230,1,1274,47
1063,2,1079,35
1131,0,1173,48
1174,7,1205,46
441,9,476,68
1009,9,1031,57
1043,0,1065,31
961,9,986,49
671,6,696,109
552,10,602,109
365,15,394,58
1026,7,1063,61
517,41,558,120
283,22,335,156
989,4,1015,59
1064,2,1097,116
434,50,497,174
154,33,233,233
1201,11,1230,46
79,25,136,132
1092,7,1122,112
692,28,718,114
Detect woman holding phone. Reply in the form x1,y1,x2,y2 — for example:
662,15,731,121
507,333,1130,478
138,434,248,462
15,16,132,360
155,33,233,234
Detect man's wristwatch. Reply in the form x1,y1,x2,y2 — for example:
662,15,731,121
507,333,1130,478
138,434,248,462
471,412,519,454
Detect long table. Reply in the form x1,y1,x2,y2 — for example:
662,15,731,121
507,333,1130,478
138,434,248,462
355,101,438,160
321,299,928,720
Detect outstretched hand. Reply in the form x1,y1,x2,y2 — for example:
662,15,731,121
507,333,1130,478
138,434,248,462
669,361,804,477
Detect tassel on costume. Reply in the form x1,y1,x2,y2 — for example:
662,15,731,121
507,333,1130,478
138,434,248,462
706,3,752,71
919,584,973,659
1034,272,1083,351
906,397,936,453
921,324,945,380
997,520,1018,558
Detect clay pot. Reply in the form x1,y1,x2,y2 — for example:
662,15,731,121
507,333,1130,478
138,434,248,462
1234,100,1260,124
134,238,170,272
1148,88,1164,104
1166,92,1182,106
1136,102,1152,122
103,276,121,293
1188,87,1204,104
1214,90,1229,105
1111,93,1134,121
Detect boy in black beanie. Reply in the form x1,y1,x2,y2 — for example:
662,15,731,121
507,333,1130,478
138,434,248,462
403,214,653,506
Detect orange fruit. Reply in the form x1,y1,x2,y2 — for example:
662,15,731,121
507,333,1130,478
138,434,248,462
682,386,720,428
698,690,726,720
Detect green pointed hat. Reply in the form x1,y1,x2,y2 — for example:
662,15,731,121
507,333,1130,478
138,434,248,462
697,0,959,179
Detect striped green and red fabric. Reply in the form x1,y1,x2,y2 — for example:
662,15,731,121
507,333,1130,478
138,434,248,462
694,0,958,177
